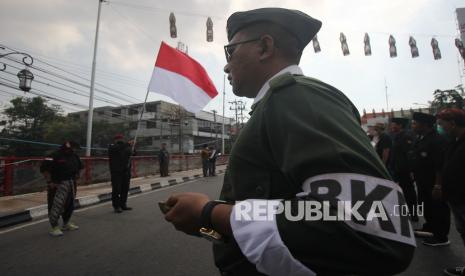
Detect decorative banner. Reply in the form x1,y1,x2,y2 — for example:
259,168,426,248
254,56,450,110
340,33,350,56
409,36,419,58
206,17,213,42
431,38,441,60
169,12,177,38
457,8,465,43
364,33,372,56
312,35,321,53
455,38,465,64
389,35,397,58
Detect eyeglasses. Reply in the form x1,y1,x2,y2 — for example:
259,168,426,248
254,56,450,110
224,38,261,62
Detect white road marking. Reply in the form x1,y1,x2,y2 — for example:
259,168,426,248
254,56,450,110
0,177,209,235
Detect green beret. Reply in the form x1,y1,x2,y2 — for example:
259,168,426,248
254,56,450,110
413,112,436,126
390,117,409,127
226,8,322,50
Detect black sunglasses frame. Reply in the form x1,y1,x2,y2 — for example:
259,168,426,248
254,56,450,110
224,38,261,62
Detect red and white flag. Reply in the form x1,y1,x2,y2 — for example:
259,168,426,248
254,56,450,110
148,42,218,113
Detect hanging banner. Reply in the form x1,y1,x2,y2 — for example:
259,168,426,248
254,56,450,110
431,38,441,60
206,17,213,42
312,35,321,53
409,36,419,58
457,8,465,43
389,35,397,58
364,33,372,56
169,12,177,38
340,33,350,56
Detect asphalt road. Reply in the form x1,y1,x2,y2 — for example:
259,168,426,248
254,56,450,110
1,175,464,276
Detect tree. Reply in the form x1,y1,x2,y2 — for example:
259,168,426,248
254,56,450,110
1,97,63,156
431,88,464,112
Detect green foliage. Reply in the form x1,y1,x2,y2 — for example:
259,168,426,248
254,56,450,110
431,88,464,112
1,96,132,156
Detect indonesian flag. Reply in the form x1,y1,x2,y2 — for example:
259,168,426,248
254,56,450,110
148,42,218,113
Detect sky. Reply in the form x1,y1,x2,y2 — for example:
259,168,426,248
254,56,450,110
0,0,464,119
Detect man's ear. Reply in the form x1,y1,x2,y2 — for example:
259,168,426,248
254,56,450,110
258,35,276,61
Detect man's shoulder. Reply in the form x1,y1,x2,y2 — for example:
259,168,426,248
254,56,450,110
269,73,330,92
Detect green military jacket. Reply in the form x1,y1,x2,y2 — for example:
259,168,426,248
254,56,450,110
213,73,415,275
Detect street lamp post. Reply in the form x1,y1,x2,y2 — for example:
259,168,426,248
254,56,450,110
0,46,34,92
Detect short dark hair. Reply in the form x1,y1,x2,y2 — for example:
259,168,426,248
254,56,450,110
241,22,302,63
437,108,465,127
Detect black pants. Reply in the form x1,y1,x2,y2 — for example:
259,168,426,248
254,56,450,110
47,180,75,227
417,179,451,239
208,159,216,176
396,172,418,218
111,171,130,209
202,159,209,177
160,161,169,177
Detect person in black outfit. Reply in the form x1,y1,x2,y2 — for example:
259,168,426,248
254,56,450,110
159,143,170,177
389,117,418,221
373,123,392,166
41,141,83,236
208,145,219,176
108,134,134,213
411,112,450,246
437,108,465,276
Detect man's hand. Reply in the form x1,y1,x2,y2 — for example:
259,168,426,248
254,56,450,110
164,192,210,236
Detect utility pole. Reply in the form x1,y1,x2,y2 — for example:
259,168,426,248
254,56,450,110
222,75,225,154
229,100,239,135
212,110,218,147
85,0,105,156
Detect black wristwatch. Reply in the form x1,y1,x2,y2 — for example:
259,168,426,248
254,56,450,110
200,200,227,229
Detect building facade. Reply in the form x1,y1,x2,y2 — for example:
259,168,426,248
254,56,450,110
70,100,234,154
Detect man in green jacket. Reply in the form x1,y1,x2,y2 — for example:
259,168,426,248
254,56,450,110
163,8,415,275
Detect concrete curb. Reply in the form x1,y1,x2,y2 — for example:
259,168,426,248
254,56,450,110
0,170,225,229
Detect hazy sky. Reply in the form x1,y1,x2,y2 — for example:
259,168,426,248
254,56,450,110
0,0,464,118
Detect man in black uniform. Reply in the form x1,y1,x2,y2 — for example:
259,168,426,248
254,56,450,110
108,134,133,213
389,117,418,221
208,145,219,176
437,108,465,276
411,112,450,246
159,142,170,177
162,8,415,275
41,141,83,236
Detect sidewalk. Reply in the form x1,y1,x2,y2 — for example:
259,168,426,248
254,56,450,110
0,165,227,228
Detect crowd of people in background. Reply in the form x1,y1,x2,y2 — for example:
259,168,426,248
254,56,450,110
367,108,465,276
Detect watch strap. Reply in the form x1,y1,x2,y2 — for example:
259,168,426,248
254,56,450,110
200,200,227,229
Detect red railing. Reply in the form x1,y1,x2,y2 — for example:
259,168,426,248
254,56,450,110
0,155,229,196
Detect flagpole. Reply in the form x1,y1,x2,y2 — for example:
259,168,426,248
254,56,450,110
222,74,225,154
133,88,150,153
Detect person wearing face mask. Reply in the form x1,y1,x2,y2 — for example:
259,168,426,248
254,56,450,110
109,134,134,213
40,141,83,237
436,108,465,276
